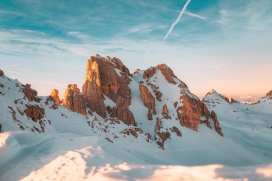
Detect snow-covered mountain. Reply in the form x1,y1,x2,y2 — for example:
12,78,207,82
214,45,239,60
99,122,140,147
234,95,259,104
0,56,271,181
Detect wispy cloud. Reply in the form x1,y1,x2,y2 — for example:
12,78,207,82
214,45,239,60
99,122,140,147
162,0,191,43
2,69,34,77
184,11,207,20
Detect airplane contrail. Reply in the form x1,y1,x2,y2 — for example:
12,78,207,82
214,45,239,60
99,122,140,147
162,0,191,43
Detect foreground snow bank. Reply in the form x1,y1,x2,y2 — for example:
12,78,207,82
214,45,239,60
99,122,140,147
0,132,271,181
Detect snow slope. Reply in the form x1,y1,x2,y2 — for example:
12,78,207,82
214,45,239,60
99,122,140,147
0,132,272,181
203,90,272,160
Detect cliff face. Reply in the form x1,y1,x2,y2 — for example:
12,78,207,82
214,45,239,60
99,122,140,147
51,89,62,104
63,84,87,115
82,55,135,125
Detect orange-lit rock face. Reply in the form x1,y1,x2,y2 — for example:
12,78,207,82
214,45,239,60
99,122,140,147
83,64,106,118
210,111,224,137
50,89,62,104
143,67,157,79
177,91,203,131
139,84,156,115
63,84,87,115
83,55,135,124
156,64,177,85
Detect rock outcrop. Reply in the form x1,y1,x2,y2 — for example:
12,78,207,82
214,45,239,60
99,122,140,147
115,96,136,126
0,69,4,77
143,67,157,79
266,90,272,98
51,89,62,104
82,55,135,125
63,84,87,115
177,91,204,131
23,84,38,102
139,84,156,115
24,105,45,122
170,126,182,137
156,64,177,85
210,110,223,136
147,83,162,102
162,104,171,119
147,109,153,120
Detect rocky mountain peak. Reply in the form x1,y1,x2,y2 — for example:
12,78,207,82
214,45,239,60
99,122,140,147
266,90,272,98
50,89,62,104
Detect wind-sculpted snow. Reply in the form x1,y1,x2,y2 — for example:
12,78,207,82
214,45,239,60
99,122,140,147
0,132,272,181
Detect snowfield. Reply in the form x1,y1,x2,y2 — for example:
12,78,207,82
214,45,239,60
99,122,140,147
0,132,272,181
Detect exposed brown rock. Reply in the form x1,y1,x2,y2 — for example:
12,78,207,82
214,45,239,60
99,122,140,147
202,103,210,121
24,105,45,122
154,91,162,102
105,56,131,76
143,67,157,79
155,117,162,131
0,124,2,132
173,101,178,108
83,56,134,122
145,133,151,142
156,64,177,85
147,109,153,120
177,91,206,131
162,104,171,119
8,106,19,122
82,65,106,118
139,84,156,115
120,128,138,138
178,82,188,89
266,90,272,98
105,137,113,143
110,106,117,118
156,131,171,141
0,69,4,77
63,84,87,115
156,131,171,150
210,110,223,136
86,56,131,103
17,108,24,115
147,83,162,101
51,89,62,104
45,96,55,105
115,96,136,126
23,84,38,102
170,126,182,137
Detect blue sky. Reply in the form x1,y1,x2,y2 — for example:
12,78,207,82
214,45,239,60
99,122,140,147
0,0,272,98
